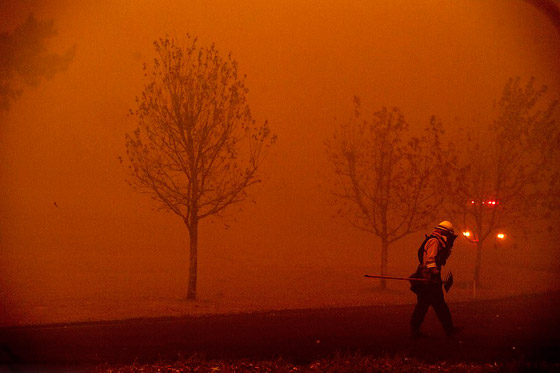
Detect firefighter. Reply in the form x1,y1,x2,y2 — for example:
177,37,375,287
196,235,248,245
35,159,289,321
410,221,461,338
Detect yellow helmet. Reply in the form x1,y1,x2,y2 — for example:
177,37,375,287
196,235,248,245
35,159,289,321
435,221,455,235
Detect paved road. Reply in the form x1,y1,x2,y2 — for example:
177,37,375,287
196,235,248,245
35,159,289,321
1,292,559,370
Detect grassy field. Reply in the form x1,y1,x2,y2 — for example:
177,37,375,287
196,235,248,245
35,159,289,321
1,248,559,326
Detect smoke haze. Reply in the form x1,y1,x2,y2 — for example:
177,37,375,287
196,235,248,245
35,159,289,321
1,0,559,325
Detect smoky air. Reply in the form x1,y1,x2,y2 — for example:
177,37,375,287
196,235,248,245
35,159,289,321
0,0,559,370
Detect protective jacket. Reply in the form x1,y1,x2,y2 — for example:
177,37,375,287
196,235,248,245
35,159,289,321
417,230,452,277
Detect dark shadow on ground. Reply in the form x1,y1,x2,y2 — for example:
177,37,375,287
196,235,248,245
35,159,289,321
0,292,559,370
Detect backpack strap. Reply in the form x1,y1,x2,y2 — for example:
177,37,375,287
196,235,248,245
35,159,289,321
417,235,435,264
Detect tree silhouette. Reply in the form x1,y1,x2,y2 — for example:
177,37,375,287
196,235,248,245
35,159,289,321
326,98,452,289
447,77,558,289
0,14,75,111
125,36,275,300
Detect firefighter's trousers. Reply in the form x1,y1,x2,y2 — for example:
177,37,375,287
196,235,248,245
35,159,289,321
410,283,453,333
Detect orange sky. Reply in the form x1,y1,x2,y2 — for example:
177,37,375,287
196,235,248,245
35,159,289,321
1,1,559,306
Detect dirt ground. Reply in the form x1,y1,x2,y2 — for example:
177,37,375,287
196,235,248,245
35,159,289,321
1,291,559,371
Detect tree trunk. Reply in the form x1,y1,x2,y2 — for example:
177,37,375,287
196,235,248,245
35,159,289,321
474,239,483,290
187,218,198,300
380,238,389,289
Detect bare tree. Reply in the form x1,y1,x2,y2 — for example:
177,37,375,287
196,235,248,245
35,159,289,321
0,14,75,111
448,77,558,289
326,98,452,289
125,36,275,300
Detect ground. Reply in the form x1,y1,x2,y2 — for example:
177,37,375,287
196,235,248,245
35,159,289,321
1,291,559,371
1,249,559,371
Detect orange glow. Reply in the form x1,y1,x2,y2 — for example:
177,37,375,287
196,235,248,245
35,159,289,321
0,0,557,327
497,233,506,239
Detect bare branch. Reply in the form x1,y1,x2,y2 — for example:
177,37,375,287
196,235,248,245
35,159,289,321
327,102,449,249
125,34,275,227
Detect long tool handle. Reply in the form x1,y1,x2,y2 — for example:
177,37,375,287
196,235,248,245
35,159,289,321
364,274,430,282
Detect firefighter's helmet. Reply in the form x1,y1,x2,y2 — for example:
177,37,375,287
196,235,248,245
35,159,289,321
435,221,455,235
